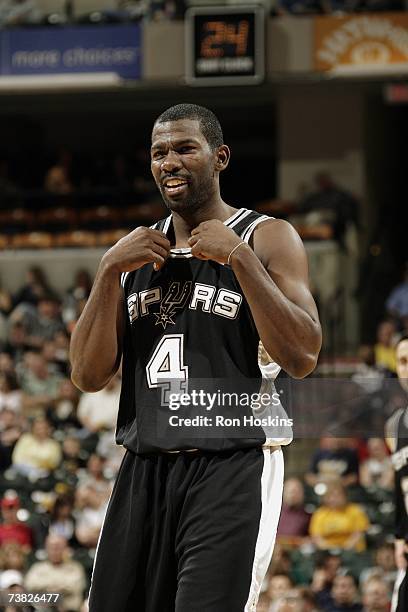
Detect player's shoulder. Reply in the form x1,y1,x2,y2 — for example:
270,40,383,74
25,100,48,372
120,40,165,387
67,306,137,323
251,217,305,263
253,217,302,244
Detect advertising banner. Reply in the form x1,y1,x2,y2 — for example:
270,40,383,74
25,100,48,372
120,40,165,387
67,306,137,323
314,12,408,72
0,24,142,79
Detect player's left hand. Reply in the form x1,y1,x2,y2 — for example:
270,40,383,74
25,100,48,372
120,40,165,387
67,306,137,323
188,220,244,264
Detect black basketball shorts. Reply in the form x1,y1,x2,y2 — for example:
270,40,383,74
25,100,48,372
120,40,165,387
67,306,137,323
88,446,284,612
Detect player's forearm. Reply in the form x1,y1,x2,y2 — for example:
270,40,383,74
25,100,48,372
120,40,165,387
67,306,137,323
231,248,321,378
70,256,122,392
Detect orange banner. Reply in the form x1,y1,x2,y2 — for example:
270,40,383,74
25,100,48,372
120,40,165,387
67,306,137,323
314,12,408,72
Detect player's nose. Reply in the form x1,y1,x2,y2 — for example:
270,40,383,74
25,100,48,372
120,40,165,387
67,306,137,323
160,150,183,174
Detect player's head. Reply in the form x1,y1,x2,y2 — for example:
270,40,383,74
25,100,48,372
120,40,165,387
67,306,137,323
151,103,230,213
396,334,408,393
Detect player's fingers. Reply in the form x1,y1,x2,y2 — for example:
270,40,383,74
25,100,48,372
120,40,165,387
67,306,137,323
149,252,165,271
150,243,169,260
187,235,199,246
190,242,209,260
150,231,171,250
190,225,203,236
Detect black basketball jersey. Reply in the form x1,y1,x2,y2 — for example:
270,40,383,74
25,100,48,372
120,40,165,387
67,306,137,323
387,407,408,541
116,208,292,454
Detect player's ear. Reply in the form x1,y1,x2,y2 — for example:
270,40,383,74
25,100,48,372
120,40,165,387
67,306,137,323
215,145,230,172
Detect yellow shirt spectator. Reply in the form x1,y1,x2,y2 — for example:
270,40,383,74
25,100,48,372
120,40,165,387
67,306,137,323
309,482,369,552
12,416,61,476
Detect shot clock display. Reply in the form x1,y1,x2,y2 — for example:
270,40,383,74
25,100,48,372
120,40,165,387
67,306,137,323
185,6,265,86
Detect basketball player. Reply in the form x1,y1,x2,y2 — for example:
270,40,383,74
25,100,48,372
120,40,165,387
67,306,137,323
70,104,322,611
386,335,408,612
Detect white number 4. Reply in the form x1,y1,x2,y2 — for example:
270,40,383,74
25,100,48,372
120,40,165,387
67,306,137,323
146,334,188,407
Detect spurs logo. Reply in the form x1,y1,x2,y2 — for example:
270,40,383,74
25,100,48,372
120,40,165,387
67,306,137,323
127,282,242,324
154,282,192,329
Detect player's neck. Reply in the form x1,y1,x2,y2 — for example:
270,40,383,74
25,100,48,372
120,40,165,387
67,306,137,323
171,200,238,246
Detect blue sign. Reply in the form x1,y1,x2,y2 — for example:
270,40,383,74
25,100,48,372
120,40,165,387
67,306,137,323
0,24,142,79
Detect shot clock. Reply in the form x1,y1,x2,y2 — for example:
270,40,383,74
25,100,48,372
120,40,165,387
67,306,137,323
185,6,265,86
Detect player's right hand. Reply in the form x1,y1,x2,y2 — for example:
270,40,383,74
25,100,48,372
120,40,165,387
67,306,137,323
103,227,171,273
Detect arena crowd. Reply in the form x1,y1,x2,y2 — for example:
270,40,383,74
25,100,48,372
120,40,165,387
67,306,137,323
0,262,406,611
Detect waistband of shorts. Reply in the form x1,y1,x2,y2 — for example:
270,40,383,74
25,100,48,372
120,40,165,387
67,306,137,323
161,444,281,454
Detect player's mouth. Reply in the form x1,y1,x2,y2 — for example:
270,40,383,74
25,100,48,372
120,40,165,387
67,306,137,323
162,177,189,197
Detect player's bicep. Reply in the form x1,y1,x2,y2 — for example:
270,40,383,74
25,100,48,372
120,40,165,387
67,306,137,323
254,219,319,322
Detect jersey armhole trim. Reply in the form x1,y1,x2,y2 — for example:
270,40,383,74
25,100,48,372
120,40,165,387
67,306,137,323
121,272,130,289
241,215,273,244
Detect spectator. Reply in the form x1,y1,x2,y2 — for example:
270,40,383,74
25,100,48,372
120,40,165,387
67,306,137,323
306,437,360,488
322,573,363,612
50,378,80,429
0,371,23,413
298,587,318,612
361,577,390,612
0,541,28,572
351,346,385,394
267,573,294,604
360,542,397,591
277,477,311,541
18,351,63,410
12,267,54,310
256,592,271,611
309,482,369,551
0,407,23,469
374,320,397,375
312,552,343,609
0,569,24,590
48,494,76,545
24,533,86,611
62,269,93,332
0,493,33,550
270,589,304,612
0,568,32,612
96,428,126,474
61,435,85,466
296,172,359,249
74,483,107,548
53,330,70,374
386,263,408,331
12,296,64,349
0,351,15,375
3,322,30,362
12,416,62,479
0,277,12,343
44,149,74,195
79,453,111,502
77,372,121,433
359,438,394,490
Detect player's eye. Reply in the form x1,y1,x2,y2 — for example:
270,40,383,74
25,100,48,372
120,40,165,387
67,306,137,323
152,151,165,160
179,146,194,154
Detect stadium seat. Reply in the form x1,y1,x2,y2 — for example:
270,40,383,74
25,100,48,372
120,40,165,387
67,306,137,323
0,234,9,249
97,229,129,246
79,206,119,230
37,207,78,232
54,231,98,248
10,232,54,249
0,208,35,234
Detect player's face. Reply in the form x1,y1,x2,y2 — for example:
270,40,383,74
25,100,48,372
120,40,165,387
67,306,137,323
151,119,218,213
396,340,408,393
